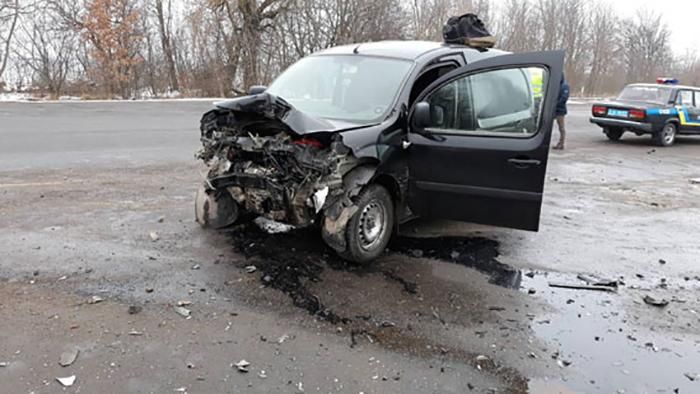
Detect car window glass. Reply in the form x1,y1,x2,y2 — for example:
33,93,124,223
694,91,700,108
677,90,693,106
423,67,547,136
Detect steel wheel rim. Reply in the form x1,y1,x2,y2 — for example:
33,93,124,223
358,200,386,251
663,125,675,144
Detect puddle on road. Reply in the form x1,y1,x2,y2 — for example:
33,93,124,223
389,236,522,289
521,272,700,393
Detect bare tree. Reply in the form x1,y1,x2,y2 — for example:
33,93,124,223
15,2,77,97
622,10,671,84
154,0,178,91
0,0,20,83
585,3,619,95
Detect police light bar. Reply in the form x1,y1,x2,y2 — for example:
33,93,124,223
656,77,679,85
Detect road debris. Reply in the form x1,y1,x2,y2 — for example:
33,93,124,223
245,265,257,274
254,217,295,234
127,305,142,315
685,372,699,381
191,264,201,270
149,231,160,242
643,295,669,307
56,375,76,387
233,359,250,372
689,178,700,185
87,295,104,304
177,300,192,307
475,355,494,370
557,359,572,368
59,348,79,367
0,362,8,367
258,370,268,379
576,274,619,288
145,287,154,293
548,281,617,293
277,334,290,344
174,306,191,318
128,330,144,336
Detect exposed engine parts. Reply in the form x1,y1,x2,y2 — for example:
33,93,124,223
196,103,364,235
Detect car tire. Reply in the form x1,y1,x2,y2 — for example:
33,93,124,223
604,127,624,141
653,123,677,147
339,184,394,264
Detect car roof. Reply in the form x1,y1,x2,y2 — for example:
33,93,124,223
313,40,506,61
628,83,699,91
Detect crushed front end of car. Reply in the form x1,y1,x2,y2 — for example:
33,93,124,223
195,93,362,235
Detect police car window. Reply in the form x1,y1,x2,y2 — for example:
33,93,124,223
618,86,672,104
423,67,546,136
677,90,693,106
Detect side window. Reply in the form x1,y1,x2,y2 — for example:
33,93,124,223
677,90,693,106
409,63,459,105
694,91,700,108
424,67,547,136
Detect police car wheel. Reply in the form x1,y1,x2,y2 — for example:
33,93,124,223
653,123,677,147
604,127,623,141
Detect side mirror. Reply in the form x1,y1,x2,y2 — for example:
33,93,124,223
413,101,432,130
248,85,267,95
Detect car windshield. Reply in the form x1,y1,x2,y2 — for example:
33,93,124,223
266,55,413,123
617,85,673,104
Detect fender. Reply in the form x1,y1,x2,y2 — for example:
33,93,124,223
320,164,379,253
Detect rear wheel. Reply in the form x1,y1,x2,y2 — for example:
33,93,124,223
340,184,394,264
604,127,624,141
653,123,677,147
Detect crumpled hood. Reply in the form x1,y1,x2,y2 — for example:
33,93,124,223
214,93,369,135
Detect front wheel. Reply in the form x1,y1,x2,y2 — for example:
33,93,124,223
604,127,624,141
339,184,394,263
653,123,677,147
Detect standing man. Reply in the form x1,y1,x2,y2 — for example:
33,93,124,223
554,75,570,150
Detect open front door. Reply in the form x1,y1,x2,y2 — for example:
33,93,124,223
406,51,564,231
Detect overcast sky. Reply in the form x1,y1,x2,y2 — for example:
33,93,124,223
610,0,699,53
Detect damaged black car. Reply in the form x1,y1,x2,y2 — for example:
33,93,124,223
195,41,564,263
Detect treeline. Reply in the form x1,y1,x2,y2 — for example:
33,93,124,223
0,0,698,99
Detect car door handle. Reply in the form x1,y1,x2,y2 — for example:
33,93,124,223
508,158,541,167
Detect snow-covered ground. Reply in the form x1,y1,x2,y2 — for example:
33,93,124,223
0,92,224,103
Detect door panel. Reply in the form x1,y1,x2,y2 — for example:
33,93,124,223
679,90,700,131
407,51,564,231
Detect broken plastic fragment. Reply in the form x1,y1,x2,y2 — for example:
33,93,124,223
234,359,250,372
643,295,669,307
56,375,76,387
174,306,191,318
312,187,329,213
254,217,295,234
59,348,79,367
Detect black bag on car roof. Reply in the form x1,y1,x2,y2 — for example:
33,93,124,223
443,13,496,48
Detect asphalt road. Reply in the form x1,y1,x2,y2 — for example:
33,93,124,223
1,101,699,393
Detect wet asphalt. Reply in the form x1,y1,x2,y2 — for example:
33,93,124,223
1,101,699,393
